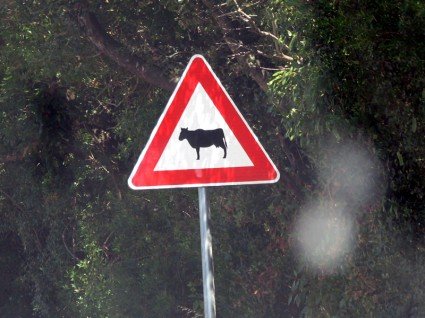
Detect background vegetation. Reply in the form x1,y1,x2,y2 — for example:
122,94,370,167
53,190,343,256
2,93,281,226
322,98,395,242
1,0,424,317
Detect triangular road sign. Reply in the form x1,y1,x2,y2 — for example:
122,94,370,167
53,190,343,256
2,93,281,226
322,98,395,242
128,55,280,189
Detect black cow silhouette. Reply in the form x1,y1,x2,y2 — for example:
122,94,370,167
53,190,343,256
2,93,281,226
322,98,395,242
178,127,227,160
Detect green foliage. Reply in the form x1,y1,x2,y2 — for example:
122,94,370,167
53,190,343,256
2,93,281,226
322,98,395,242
269,0,425,316
1,0,424,317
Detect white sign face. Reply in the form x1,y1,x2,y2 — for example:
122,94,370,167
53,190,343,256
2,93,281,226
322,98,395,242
154,84,254,171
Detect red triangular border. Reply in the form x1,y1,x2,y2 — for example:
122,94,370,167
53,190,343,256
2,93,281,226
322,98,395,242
128,55,280,189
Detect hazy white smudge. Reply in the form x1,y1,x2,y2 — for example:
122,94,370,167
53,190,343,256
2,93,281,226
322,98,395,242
292,139,386,273
294,201,355,272
318,141,385,211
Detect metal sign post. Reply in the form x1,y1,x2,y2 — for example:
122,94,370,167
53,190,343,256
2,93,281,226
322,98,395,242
198,187,216,318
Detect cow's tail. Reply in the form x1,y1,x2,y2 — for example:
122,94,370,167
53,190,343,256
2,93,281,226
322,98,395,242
222,131,227,149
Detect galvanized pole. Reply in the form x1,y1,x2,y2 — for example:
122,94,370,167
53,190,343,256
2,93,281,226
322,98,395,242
198,187,216,318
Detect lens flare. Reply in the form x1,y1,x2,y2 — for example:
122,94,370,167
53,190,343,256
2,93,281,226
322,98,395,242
318,141,385,210
294,201,355,272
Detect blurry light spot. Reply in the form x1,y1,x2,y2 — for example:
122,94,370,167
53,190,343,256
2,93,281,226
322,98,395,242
318,141,386,211
294,201,355,273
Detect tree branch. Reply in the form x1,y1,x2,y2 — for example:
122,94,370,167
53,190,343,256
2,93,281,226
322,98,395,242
0,189,26,214
1,141,38,163
231,0,293,62
201,0,269,92
77,9,175,92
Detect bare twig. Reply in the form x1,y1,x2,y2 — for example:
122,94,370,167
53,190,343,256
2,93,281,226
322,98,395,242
1,141,39,163
62,227,81,261
202,0,269,92
231,0,292,60
0,189,26,214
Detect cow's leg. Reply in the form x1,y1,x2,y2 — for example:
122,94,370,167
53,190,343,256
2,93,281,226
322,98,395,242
221,145,227,158
196,147,200,160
